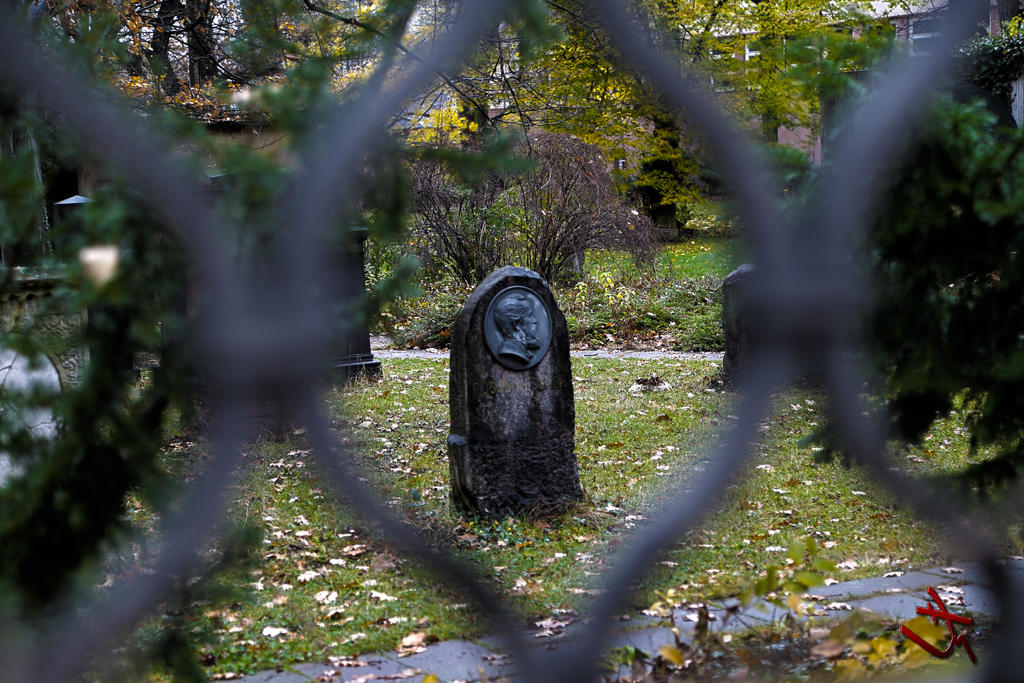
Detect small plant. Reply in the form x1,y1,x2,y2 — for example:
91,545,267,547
739,537,836,631
632,537,835,679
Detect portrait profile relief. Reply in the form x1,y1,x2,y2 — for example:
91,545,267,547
483,286,552,370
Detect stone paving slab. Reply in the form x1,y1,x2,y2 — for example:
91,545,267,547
238,652,414,682
232,560,1023,681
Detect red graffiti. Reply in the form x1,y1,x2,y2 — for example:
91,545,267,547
900,586,977,665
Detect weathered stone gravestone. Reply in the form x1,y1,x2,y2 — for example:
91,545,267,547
0,270,84,484
448,266,583,517
722,263,755,386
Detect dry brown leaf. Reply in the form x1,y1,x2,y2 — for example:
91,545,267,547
395,631,429,657
810,639,846,659
371,554,396,572
327,655,367,667
482,653,510,664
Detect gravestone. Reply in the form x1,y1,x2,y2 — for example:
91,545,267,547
448,266,582,517
0,270,84,484
722,263,755,386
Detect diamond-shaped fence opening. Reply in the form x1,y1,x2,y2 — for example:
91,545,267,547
0,1,1020,681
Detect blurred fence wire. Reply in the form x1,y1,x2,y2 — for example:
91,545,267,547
0,0,1020,681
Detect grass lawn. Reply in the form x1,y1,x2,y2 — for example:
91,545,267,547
139,357,1017,680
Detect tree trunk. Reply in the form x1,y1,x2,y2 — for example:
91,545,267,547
188,0,217,87
150,0,184,96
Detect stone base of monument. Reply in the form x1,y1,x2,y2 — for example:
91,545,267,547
328,353,382,383
448,266,583,518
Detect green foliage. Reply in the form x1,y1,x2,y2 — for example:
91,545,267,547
959,18,1024,103
742,537,832,610
388,278,471,349
868,95,1024,495
0,115,198,613
0,1,427,674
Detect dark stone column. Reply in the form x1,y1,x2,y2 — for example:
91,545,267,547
327,227,381,383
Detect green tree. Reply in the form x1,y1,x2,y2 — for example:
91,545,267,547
869,97,1024,496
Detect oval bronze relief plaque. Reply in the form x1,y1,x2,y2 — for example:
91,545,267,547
483,286,552,370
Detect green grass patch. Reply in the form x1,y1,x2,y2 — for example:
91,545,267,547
133,358,1022,678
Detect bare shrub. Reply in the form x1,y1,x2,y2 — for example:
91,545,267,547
411,158,523,284
411,132,656,285
511,131,657,282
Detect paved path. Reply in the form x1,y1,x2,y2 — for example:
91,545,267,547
238,558,1023,682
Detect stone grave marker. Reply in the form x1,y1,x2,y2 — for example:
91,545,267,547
448,266,583,517
722,263,755,385
0,270,84,484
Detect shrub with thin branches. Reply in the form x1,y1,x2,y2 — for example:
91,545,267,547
411,131,656,285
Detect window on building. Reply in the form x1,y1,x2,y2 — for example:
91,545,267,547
910,16,943,56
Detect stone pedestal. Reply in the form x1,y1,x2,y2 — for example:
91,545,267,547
448,266,582,517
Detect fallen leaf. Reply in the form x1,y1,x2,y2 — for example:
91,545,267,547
314,590,338,605
810,639,846,659
396,631,429,657
351,669,422,682
261,626,290,638
327,655,366,668
823,602,853,611
535,617,573,630
371,555,396,572
513,578,543,595
833,658,865,680
482,653,510,664
659,644,684,666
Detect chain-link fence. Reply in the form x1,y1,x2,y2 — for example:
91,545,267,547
0,1,1021,681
